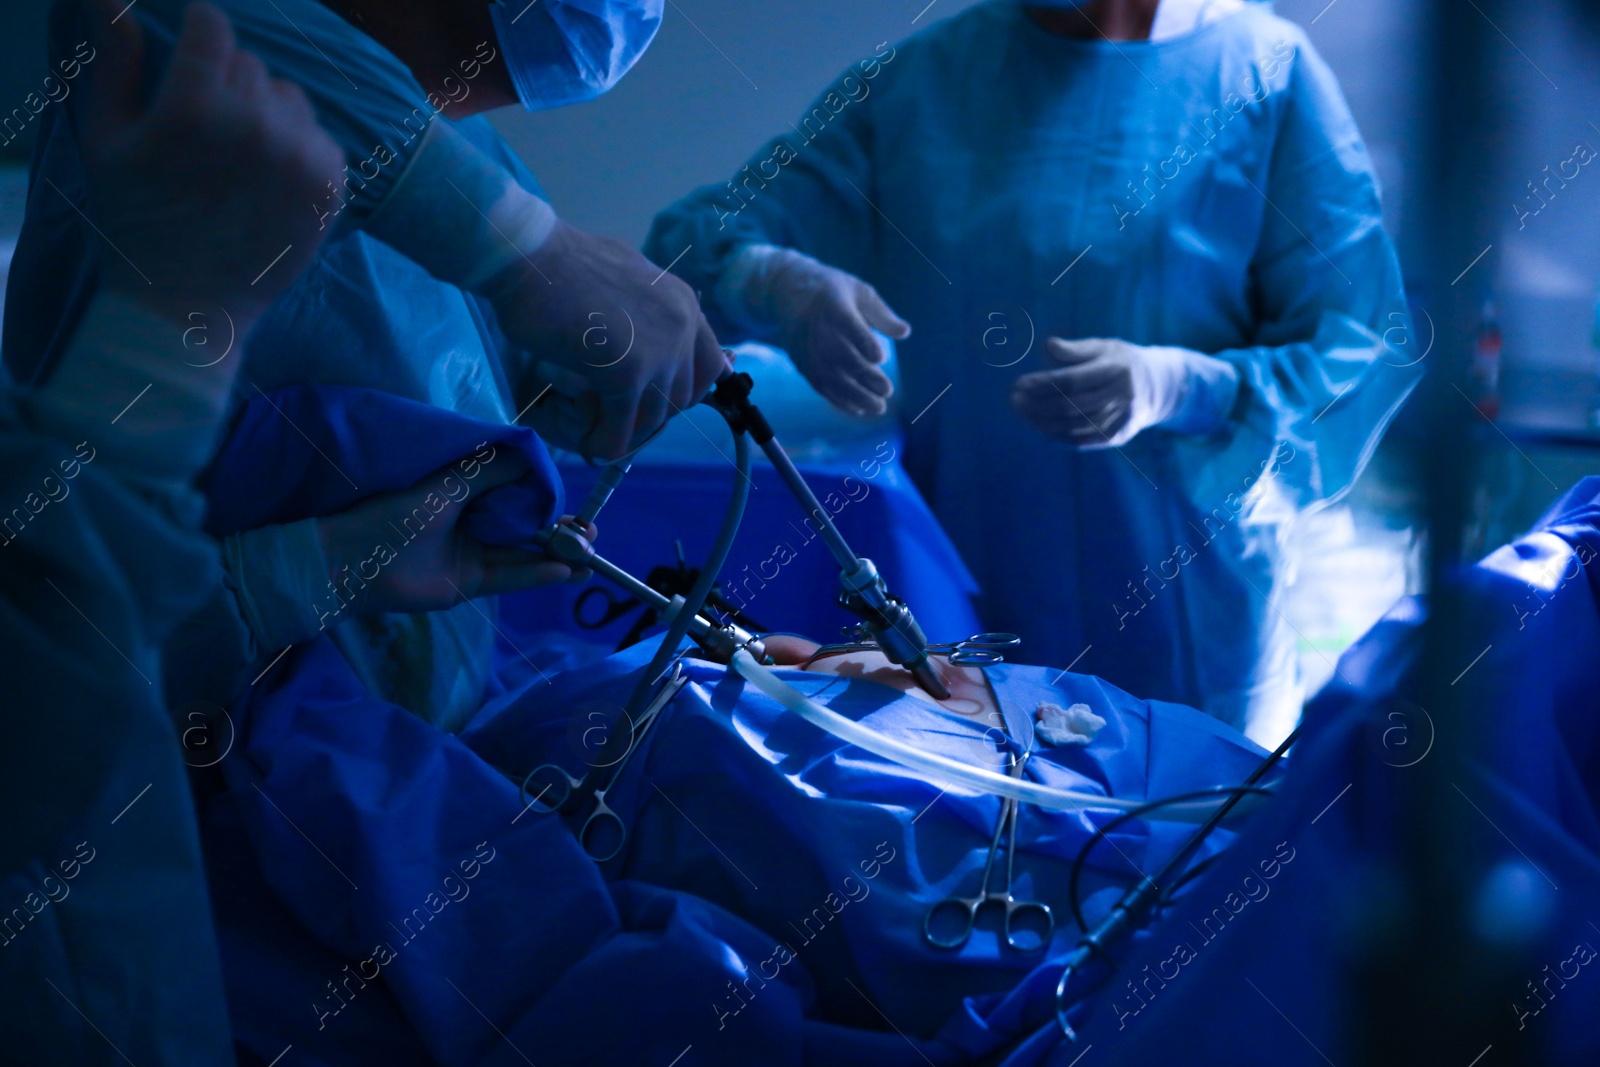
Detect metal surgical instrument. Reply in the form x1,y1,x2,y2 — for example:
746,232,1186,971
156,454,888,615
810,631,1022,671
924,747,1055,952
534,362,975,697
536,520,771,665
705,370,956,699
521,666,690,863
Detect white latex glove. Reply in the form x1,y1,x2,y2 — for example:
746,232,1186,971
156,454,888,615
365,124,727,463
1011,337,1239,449
80,0,342,327
487,221,728,460
32,0,343,484
718,245,910,417
224,477,598,652
309,452,594,623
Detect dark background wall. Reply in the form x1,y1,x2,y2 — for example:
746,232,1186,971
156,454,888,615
487,0,1424,250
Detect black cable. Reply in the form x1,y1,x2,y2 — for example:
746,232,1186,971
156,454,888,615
1054,723,1302,1037
1065,784,1276,933
1157,851,1222,908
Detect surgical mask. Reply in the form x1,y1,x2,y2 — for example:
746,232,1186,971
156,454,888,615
489,0,663,112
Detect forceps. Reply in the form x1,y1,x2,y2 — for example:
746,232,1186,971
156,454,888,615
808,631,1022,669
923,632,1022,667
521,667,689,863
924,748,1055,952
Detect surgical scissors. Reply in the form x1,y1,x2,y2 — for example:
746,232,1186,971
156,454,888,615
521,667,689,863
924,747,1055,952
923,632,1022,667
807,631,1021,670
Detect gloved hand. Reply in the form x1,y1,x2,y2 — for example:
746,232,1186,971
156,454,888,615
486,220,728,461
361,114,729,462
311,451,592,619
1011,337,1239,449
718,245,910,417
80,0,343,328
32,0,344,486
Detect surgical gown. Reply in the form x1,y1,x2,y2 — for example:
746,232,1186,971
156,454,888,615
5,0,546,732
646,0,1420,734
0,372,232,1059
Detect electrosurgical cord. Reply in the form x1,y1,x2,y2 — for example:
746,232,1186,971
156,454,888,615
534,410,757,825
1052,723,1301,1038
622,427,748,711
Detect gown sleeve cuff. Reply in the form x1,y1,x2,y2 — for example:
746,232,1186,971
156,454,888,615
26,290,237,487
365,119,558,291
1164,348,1242,436
712,243,788,337
222,518,335,653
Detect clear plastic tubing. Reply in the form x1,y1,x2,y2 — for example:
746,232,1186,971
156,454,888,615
730,650,1248,824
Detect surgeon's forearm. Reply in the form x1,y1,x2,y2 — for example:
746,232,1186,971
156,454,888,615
27,291,246,491
710,243,792,339
220,519,341,654
364,119,557,291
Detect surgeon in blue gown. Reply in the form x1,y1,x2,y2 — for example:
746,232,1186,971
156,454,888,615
4,0,718,733
646,0,1421,738
0,2,345,1056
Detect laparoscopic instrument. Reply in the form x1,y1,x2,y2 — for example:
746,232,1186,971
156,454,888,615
536,365,1000,696
532,362,1269,822
705,370,959,699
808,632,1022,670
523,361,1300,1044
521,664,691,863
574,541,769,652
924,744,1055,953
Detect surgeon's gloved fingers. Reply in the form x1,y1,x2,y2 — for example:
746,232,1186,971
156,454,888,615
532,393,602,455
833,305,897,376
224,43,272,105
591,391,644,462
1072,404,1129,439
841,362,894,416
690,317,728,405
82,0,146,135
267,72,320,128
810,319,893,416
1012,367,1078,393
844,337,896,398
854,284,912,344
1070,406,1134,447
557,516,598,543
1012,384,1114,440
633,383,671,447
154,2,237,111
1044,337,1110,365
474,553,582,596
829,380,890,418
532,359,592,399
1052,362,1126,395
1051,383,1128,419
